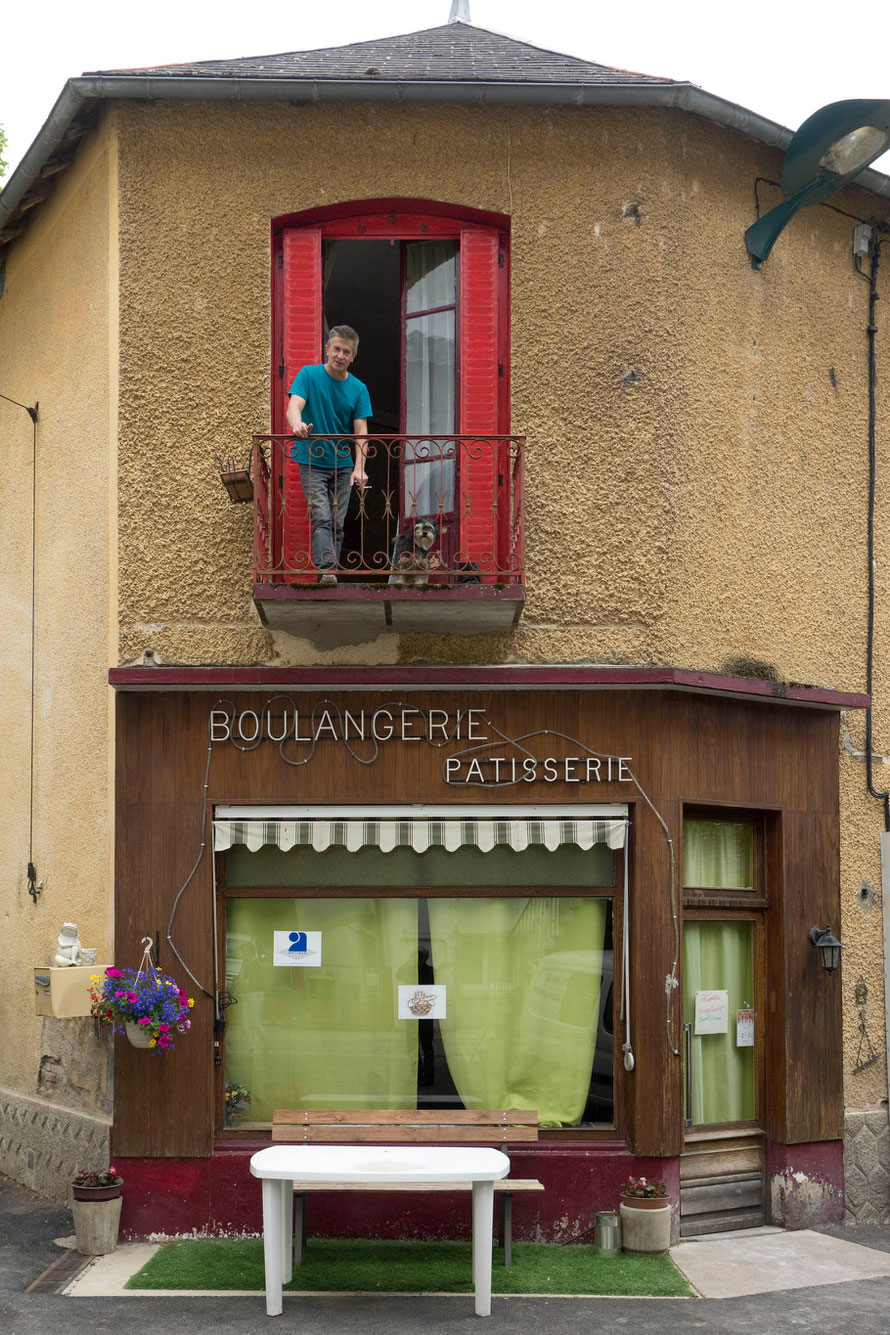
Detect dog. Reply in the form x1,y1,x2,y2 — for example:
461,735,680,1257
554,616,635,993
389,518,440,587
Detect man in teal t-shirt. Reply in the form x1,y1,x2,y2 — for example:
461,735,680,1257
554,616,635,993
286,325,373,584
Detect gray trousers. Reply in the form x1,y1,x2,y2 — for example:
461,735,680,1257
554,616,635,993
298,464,351,570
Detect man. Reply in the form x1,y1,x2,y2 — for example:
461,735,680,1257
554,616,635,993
286,326,372,585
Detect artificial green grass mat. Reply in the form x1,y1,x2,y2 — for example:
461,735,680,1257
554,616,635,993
126,1238,692,1297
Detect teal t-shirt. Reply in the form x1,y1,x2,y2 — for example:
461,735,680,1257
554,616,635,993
288,364,373,469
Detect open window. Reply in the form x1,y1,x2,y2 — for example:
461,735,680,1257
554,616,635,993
272,202,509,580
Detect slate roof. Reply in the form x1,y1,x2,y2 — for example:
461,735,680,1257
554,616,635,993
88,22,678,87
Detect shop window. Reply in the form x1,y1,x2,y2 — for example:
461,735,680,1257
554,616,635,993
681,812,766,908
220,842,616,1132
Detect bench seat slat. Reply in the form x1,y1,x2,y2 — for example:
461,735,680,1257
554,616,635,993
273,1109,538,1126
273,1125,538,1142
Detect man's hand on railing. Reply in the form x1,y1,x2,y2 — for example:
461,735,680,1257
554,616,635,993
290,420,313,439
350,464,369,490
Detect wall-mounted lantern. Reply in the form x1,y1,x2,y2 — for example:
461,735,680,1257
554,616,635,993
215,452,254,504
745,99,890,265
809,924,843,974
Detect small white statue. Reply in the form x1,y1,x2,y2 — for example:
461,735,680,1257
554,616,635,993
54,922,82,967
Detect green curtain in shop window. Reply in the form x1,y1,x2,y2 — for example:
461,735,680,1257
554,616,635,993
427,897,606,1126
683,819,754,889
682,921,754,1125
225,897,418,1121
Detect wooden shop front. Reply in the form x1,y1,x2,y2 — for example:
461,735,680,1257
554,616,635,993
107,669,857,1240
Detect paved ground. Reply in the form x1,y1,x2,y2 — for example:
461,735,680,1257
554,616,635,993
5,1175,890,1334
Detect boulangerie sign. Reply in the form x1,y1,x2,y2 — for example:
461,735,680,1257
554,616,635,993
694,990,729,1034
208,703,632,787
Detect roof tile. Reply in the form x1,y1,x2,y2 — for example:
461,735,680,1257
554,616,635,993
88,22,678,86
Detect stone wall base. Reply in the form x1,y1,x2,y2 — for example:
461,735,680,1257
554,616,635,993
0,1086,111,1204
844,1107,890,1225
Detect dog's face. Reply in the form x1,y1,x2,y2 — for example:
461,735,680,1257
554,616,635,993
412,519,439,552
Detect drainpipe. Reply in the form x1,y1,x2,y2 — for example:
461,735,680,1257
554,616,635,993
1,392,40,901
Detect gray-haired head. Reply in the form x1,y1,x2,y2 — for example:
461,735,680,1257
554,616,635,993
327,324,359,350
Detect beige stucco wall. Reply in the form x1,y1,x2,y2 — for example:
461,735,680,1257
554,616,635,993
0,115,117,1141
109,97,890,1129
3,91,889,1188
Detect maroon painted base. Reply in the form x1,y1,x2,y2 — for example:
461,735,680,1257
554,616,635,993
113,1142,680,1242
766,1140,845,1228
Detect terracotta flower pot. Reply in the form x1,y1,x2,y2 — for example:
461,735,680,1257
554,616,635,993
125,1021,153,1048
72,1177,123,1202
620,1192,670,1210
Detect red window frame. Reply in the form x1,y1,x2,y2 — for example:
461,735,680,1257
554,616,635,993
270,199,511,578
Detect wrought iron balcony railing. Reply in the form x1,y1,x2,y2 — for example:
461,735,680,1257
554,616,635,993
252,434,525,587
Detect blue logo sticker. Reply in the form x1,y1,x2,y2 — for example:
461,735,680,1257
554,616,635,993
288,932,308,953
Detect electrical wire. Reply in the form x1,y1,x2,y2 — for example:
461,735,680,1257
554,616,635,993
165,718,216,1004
443,721,680,1057
858,235,890,830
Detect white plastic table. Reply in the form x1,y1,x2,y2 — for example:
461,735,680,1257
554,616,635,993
249,1144,510,1317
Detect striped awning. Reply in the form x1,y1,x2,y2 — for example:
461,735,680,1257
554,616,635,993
213,816,627,854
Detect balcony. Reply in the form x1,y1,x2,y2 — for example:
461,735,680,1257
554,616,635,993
251,435,525,647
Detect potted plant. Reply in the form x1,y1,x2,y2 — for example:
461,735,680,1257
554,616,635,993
620,1174,670,1209
71,1168,123,1255
225,1082,251,1127
618,1175,672,1254
89,966,194,1052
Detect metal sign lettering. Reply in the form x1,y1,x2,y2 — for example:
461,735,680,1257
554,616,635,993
208,700,632,788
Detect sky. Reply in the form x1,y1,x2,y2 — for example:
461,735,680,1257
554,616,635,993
3,0,890,183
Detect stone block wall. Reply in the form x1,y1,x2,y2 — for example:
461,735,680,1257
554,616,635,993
844,1108,890,1224
0,1087,111,1205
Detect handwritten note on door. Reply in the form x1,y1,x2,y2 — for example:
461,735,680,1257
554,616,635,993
694,990,729,1034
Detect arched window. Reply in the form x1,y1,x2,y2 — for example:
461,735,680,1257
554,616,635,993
271,200,510,579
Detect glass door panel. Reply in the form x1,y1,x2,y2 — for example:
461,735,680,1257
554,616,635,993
401,241,458,560
682,920,755,1126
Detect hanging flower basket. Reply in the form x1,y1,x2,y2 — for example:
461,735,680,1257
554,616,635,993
124,1021,155,1049
89,937,194,1054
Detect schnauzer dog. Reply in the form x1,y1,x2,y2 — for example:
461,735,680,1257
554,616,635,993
389,518,440,587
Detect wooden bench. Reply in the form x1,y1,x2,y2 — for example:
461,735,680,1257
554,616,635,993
272,1109,544,1268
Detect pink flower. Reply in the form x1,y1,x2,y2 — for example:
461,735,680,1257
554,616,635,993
114,991,124,998
158,1023,170,1033
106,968,123,979
138,1017,151,1026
